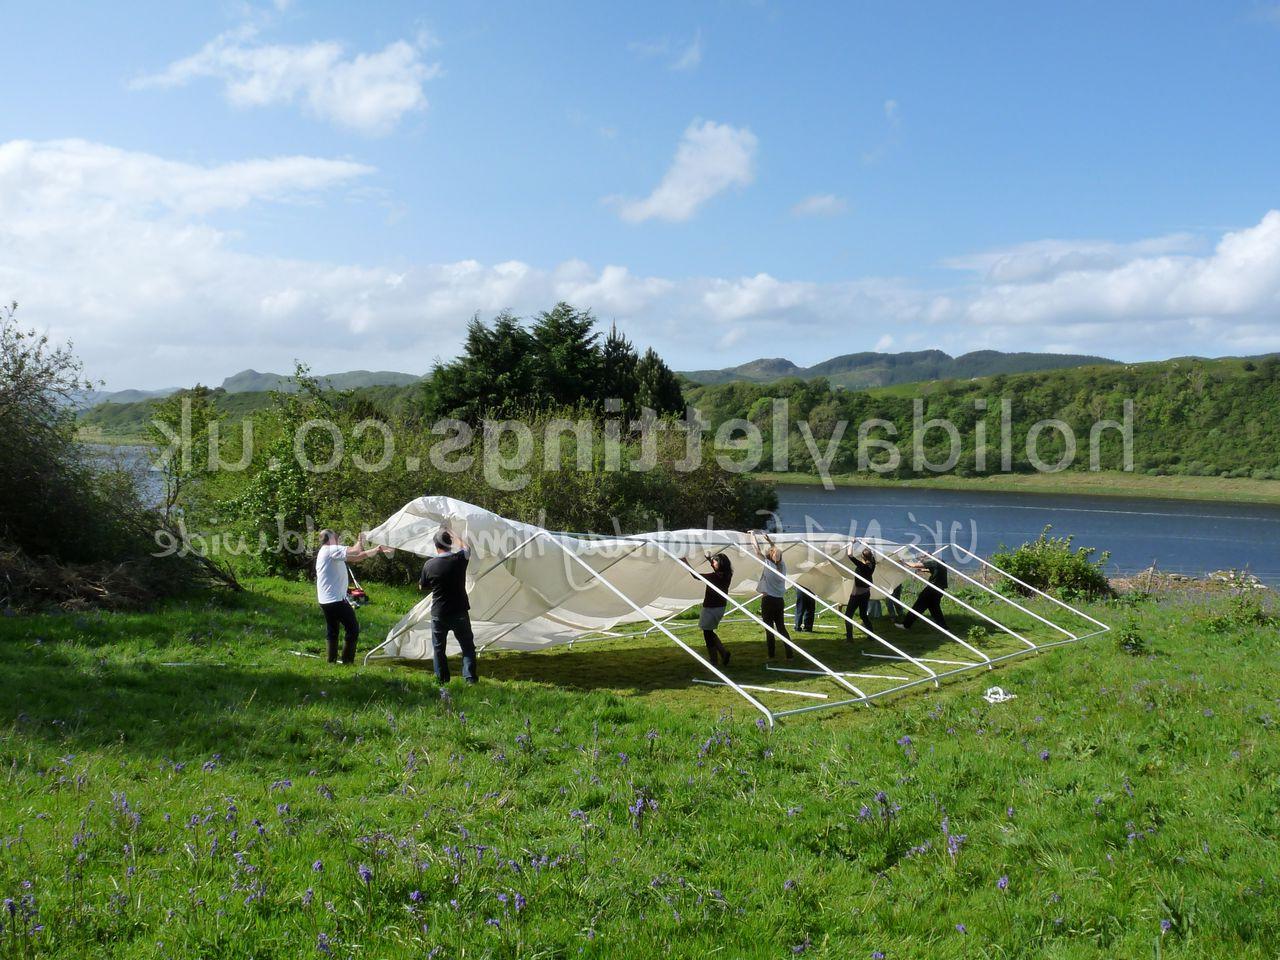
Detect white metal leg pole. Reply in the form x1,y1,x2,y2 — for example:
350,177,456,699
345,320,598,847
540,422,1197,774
646,540,867,699
905,544,1075,640
863,544,1037,650
724,542,939,683
538,532,777,727
949,544,1111,632
798,540,992,664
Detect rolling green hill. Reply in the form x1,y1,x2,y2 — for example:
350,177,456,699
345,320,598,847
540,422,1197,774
685,353,1280,480
682,349,1118,388
78,353,1280,485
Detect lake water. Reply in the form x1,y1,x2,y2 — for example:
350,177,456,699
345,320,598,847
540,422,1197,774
773,483,1280,583
87,439,1277,583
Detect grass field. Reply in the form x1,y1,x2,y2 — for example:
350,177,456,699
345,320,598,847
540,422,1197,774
1,578,1277,958
757,469,1280,506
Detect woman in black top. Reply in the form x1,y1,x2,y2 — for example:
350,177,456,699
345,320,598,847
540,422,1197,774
897,551,950,631
683,552,733,667
844,543,877,640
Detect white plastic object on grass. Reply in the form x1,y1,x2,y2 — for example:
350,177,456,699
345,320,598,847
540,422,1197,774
983,686,1017,703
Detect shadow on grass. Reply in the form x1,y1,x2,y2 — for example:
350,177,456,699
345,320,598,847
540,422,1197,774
1,573,1057,759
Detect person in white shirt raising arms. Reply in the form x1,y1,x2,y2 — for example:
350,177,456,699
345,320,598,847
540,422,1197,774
315,529,388,665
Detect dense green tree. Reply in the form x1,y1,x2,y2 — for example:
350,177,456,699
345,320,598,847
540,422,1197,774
634,347,686,416
600,323,639,411
530,302,601,406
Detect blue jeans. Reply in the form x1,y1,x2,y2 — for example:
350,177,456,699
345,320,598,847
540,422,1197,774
793,590,815,631
431,613,477,682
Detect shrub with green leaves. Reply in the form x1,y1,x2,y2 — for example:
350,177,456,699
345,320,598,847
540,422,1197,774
990,525,1113,599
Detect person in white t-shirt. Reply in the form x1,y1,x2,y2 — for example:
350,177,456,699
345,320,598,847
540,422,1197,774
315,529,386,664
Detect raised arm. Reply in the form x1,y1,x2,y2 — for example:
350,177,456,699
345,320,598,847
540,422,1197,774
344,532,382,563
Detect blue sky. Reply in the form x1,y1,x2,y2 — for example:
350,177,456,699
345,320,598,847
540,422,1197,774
3,0,1280,387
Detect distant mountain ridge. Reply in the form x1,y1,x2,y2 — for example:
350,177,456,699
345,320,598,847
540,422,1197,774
680,349,1118,388
81,368,422,406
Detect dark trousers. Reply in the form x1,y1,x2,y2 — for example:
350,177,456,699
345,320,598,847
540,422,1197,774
760,594,792,658
844,591,872,640
431,613,477,683
793,590,816,631
321,601,359,664
702,629,729,666
901,588,948,630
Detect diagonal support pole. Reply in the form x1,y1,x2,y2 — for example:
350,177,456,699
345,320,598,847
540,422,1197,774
904,544,1075,640
799,539,992,664
861,543,1038,650
723,542,940,683
537,532,777,727
645,539,867,698
949,543,1110,633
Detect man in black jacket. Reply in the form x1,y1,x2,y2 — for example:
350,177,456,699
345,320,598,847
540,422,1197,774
418,529,477,683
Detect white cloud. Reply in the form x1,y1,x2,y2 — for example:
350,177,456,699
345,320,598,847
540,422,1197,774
863,98,902,165
0,139,373,218
629,31,703,71
612,120,757,223
133,29,440,135
3,138,1280,387
791,193,849,217
944,234,1200,284
671,31,703,71
959,214,1280,330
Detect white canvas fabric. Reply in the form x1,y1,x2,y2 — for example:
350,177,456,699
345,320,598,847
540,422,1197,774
364,496,913,661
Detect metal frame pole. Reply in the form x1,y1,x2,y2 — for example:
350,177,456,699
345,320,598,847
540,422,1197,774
798,539,992,664
721,542,940,683
861,543,1038,650
949,544,1112,632
647,541,867,698
537,532,777,727
904,544,1076,640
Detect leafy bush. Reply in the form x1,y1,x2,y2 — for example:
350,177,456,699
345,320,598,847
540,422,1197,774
990,525,1113,599
1205,591,1276,635
1114,621,1148,656
0,303,234,608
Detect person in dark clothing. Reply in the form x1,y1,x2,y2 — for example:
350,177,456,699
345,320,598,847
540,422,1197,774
750,531,792,659
843,543,877,640
315,529,387,665
683,552,733,667
792,584,816,632
896,551,950,630
418,529,477,683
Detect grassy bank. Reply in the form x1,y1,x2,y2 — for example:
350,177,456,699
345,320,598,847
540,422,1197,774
1,578,1277,957
756,469,1280,506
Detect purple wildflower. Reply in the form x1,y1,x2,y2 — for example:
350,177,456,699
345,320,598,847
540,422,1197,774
997,875,1009,890
1161,919,1173,933
409,890,423,903
312,860,323,873
1039,749,1050,762
357,864,373,884
316,933,333,955
955,923,967,934
514,892,526,912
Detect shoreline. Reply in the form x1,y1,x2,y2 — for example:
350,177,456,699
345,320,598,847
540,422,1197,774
755,469,1280,506
78,434,1280,507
